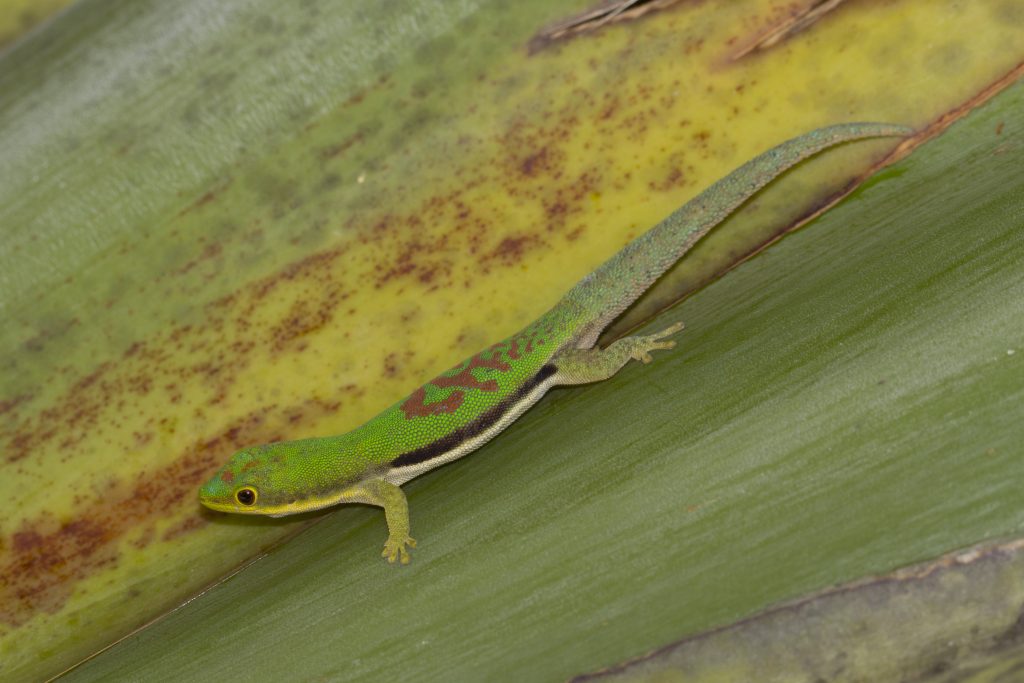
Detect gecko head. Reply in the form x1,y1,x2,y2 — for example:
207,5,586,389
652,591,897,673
199,444,291,516
199,439,346,517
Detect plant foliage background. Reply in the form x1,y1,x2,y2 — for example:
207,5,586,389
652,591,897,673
0,0,1021,680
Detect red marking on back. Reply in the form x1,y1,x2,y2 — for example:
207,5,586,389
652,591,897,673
399,350,512,419
505,338,521,360
400,387,466,418
434,353,509,391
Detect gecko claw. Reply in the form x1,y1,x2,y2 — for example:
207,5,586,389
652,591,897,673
382,535,417,565
637,340,676,364
655,322,685,338
633,322,684,363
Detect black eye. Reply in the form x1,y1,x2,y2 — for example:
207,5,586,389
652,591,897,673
236,488,257,506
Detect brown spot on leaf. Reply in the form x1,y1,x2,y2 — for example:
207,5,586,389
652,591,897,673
13,531,43,552
174,241,224,278
320,131,365,160
648,164,687,192
162,516,208,543
0,408,280,627
486,235,543,266
21,317,79,354
175,178,233,218
520,147,552,177
0,393,33,417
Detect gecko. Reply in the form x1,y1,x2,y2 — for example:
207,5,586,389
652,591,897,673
199,123,911,564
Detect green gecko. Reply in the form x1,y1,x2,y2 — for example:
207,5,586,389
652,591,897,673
199,123,911,564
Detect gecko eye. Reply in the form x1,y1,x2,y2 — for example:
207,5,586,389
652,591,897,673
236,488,257,506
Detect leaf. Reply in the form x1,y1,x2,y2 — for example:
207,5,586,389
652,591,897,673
60,66,1024,683
2,0,1023,679
575,540,1024,683
0,0,73,48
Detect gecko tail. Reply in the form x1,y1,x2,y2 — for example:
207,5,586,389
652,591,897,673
555,122,913,348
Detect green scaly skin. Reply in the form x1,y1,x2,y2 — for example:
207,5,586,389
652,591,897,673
200,123,912,564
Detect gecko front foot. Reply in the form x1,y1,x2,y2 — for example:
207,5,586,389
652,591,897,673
382,534,417,565
631,322,685,364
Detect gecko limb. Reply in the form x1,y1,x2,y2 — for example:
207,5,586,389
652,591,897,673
554,322,684,385
354,478,417,564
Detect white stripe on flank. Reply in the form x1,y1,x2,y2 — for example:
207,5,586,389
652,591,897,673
384,374,560,486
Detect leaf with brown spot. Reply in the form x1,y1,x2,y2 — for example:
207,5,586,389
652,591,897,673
56,81,1024,680
2,0,1023,681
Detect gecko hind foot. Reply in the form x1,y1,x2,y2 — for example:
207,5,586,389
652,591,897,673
382,535,417,565
632,322,685,364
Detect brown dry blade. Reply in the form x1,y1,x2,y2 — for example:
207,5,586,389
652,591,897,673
733,0,851,59
574,539,1024,683
530,0,684,51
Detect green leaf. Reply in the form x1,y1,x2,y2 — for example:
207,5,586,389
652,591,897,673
62,76,1024,682
5,0,1022,678
575,540,1024,682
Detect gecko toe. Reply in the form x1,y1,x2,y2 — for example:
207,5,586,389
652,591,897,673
382,535,417,565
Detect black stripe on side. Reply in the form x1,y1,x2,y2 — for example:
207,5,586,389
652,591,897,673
390,364,557,469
